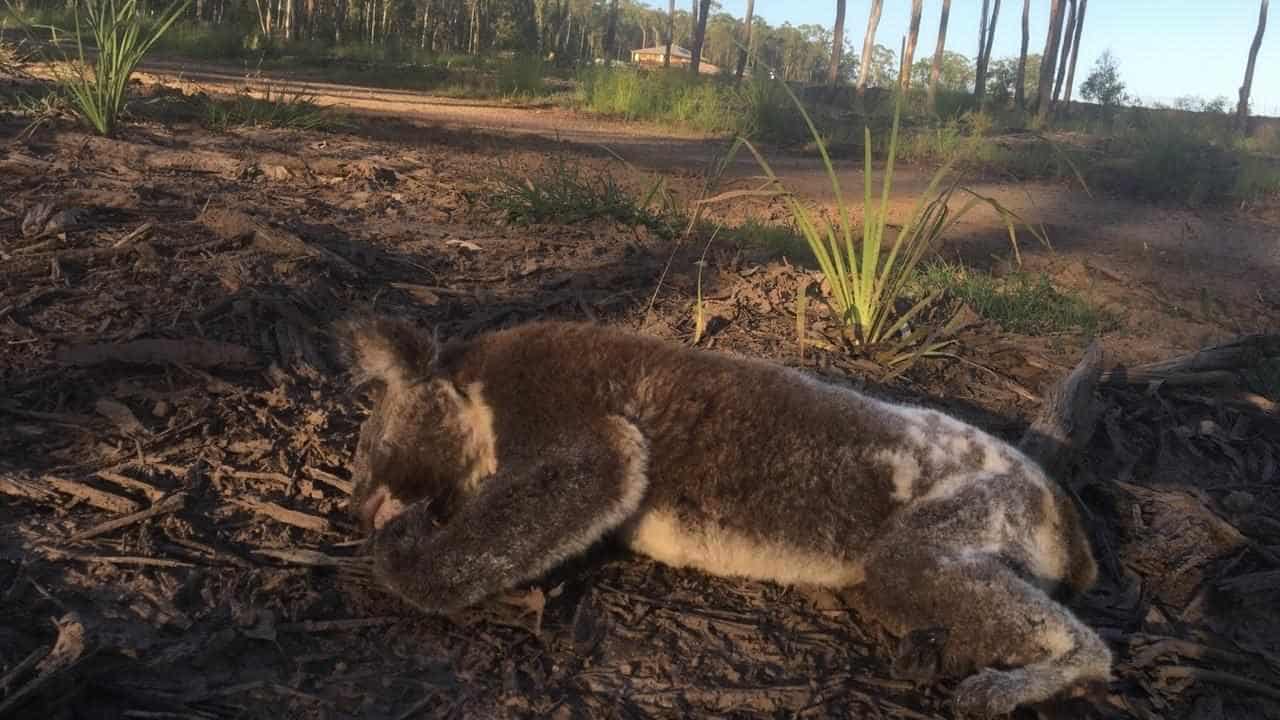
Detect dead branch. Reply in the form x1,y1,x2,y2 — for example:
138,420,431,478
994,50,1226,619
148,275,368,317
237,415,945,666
304,466,354,495
67,492,187,543
1156,665,1280,702
44,476,141,514
1018,340,1104,480
94,471,165,502
1101,333,1280,386
277,617,404,633
230,498,332,534
44,552,196,569
55,338,260,370
6,241,153,276
0,474,59,504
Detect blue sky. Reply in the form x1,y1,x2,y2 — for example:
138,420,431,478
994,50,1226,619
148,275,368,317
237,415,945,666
693,1,1278,114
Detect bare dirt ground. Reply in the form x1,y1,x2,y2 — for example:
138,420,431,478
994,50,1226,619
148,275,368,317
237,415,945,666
2,65,1280,720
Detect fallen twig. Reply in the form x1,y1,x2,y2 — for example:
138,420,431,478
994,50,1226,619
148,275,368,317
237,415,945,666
94,471,165,502
45,475,141,514
67,493,187,542
277,617,404,633
7,240,151,276
46,553,196,569
1156,665,1280,702
304,466,353,495
1101,334,1280,386
231,498,332,534
0,474,59,504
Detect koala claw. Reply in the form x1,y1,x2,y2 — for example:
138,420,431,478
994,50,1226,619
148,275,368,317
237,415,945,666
336,555,377,586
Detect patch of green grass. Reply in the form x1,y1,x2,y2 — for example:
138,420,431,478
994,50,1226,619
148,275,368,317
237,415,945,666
731,219,812,262
487,157,678,237
150,18,247,58
575,67,802,142
203,88,343,131
917,261,1116,336
495,54,544,97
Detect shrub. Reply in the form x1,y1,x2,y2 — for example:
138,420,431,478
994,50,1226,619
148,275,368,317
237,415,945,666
740,75,1042,367
21,0,190,135
487,156,678,237
496,54,545,97
204,88,341,131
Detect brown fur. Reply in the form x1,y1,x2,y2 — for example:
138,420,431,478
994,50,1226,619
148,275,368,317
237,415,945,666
338,315,1112,718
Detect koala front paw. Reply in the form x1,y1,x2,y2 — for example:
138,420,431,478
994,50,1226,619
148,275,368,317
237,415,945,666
953,669,1022,718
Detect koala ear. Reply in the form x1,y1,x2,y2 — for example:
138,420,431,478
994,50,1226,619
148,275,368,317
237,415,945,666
334,313,439,388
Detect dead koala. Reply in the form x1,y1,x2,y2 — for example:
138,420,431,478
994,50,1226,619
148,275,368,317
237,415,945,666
337,314,1111,718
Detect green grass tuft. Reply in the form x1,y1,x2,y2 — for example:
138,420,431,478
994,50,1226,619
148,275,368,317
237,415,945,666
575,67,800,142
20,0,190,135
487,157,678,237
204,88,342,131
917,261,1117,336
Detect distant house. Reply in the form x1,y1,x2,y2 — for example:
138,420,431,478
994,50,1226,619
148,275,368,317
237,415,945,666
630,45,720,75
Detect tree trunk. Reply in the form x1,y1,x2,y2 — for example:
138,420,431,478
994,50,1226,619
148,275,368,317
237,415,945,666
665,0,674,67
1014,0,1029,107
735,0,755,80
974,0,1001,103
828,0,847,86
1036,0,1066,119
690,0,697,44
1237,0,1269,132
689,0,711,76
856,0,884,95
1062,0,1087,109
1052,0,1077,103
899,0,923,91
984,0,1001,77
927,0,952,111
603,0,618,62
974,0,990,101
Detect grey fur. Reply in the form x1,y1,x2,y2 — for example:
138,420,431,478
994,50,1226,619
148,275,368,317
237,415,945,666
339,315,1111,718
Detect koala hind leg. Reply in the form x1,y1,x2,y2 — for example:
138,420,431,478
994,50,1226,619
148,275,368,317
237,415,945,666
368,416,649,615
858,539,1111,718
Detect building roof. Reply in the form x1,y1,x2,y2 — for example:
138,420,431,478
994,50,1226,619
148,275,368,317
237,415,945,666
632,45,692,59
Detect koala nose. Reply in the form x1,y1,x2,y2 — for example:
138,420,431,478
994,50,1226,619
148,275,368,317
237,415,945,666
359,486,408,532
359,487,387,533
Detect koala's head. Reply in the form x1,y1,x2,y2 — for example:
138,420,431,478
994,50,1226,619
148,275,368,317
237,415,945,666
337,315,485,534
